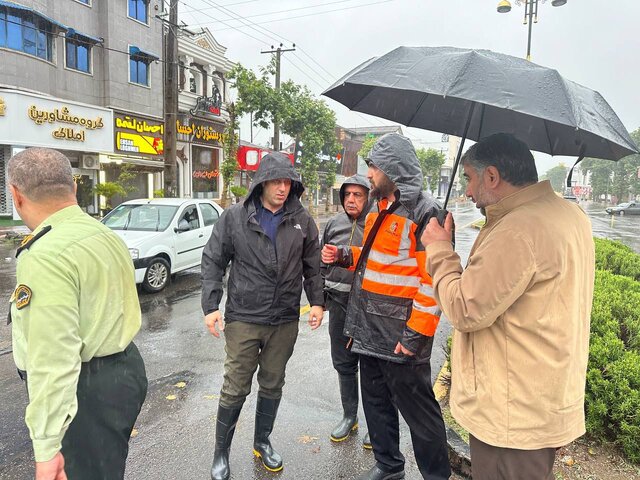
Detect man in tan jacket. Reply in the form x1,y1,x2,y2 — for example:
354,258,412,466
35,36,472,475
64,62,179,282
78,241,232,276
421,133,595,480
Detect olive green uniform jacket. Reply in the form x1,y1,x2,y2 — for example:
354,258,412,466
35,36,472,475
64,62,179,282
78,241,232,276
10,205,141,462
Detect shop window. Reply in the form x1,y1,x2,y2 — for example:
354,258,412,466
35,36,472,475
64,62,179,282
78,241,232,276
128,0,148,23
199,203,220,227
66,38,91,73
0,8,53,62
192,146,220,199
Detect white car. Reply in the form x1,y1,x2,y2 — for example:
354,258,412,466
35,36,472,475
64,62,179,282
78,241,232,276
102,198,223,293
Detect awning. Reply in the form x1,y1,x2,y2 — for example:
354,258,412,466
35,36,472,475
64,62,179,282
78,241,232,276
66,27,103,45
0,0,68,31
129,45,160,62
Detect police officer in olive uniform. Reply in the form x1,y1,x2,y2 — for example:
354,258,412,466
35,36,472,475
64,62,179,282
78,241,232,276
8,148,147,480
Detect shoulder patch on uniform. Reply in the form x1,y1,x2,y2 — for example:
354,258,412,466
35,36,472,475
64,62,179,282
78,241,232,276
16,225,52,258
15,285,32,310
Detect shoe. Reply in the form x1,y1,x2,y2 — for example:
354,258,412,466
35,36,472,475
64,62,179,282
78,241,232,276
253,396,283,472
211,404,243,480
356,465,405,480
362,432,372,450
330,374,359,442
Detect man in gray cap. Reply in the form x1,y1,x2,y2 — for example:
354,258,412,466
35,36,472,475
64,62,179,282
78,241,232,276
201,152,324,480
322,134,450,480
321,174,373,449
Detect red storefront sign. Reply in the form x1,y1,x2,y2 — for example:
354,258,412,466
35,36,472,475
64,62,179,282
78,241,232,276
236,145,294,171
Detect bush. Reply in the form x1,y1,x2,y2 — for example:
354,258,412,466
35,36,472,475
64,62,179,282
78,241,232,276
230,186,248,199
587,239,640,462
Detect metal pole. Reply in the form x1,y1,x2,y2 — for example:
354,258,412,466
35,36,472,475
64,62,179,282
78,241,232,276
261,45,295,151
525,0,537,61
163,0,179,196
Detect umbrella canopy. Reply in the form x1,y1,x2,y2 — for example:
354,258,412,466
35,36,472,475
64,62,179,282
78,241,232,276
323,46,638,161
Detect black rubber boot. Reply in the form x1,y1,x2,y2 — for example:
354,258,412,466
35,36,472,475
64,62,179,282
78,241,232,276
363,431,372,450
356,465,405,480
253,396,283,472
211,404,243,480
330,374,359,442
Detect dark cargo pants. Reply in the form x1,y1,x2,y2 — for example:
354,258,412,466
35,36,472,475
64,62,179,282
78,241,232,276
220,320,299,407
62,342,148,480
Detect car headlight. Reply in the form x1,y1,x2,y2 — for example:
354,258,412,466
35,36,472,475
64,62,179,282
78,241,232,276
129,248,139,260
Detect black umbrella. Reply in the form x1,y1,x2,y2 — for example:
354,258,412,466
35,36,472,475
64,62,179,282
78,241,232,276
323,46,639,209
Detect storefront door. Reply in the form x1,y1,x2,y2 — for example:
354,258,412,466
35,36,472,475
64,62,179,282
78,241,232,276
72,169,98,215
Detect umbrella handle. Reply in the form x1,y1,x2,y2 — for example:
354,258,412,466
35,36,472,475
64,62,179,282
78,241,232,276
436,209,456,249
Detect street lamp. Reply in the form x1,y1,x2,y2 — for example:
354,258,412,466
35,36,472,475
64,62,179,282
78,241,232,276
497,0,568,61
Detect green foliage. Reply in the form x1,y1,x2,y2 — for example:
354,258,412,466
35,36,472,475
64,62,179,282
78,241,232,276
153,189,164,198
358,135,377,159
93,182,126,208
230,185,248,199
587,239,640,462
541,163,568,192
228,62,338,198
416,148,446,190
594,238,640,281
221,102,240,202
580,127,640,201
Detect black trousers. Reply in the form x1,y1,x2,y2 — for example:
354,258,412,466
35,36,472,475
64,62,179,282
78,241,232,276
360,355,450,480
62,342,148,480
327,295,359,375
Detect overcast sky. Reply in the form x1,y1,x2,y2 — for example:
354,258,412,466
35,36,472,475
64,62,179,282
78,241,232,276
178,0,640,174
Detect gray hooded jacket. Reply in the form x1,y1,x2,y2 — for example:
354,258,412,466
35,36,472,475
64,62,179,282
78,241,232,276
321,174,370,301
340,134,442,364
201,152,324,325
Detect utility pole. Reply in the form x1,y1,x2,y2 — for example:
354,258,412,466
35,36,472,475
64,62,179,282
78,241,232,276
261,43,295,151
163,0,179,196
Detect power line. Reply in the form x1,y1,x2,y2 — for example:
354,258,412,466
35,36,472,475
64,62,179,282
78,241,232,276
213,0,396,31
187,0,337,90
184,0,371,26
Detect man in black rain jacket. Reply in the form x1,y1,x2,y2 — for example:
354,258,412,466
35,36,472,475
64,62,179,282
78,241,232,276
201,152,324,480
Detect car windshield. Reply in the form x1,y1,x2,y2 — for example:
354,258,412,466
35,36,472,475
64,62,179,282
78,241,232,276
102,204,178,231
618,203,631,208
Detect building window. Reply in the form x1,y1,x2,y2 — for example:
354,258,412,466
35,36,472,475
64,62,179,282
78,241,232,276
75,0,91,5
66,38,91,73
129,46,158,86
130,56,149,86
128,0,148,24
0,8,53,62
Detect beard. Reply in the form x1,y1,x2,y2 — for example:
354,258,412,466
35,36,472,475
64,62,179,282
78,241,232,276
370,176,396,200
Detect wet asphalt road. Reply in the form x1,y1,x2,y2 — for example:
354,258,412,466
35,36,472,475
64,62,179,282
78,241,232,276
0,200,636,479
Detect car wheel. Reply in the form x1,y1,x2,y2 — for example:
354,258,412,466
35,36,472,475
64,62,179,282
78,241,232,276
619,210,625,216
142,257,170,293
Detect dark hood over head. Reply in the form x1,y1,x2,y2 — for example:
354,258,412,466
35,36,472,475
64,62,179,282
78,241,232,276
367,133,423,203
339,174,370,219
245,152,304,205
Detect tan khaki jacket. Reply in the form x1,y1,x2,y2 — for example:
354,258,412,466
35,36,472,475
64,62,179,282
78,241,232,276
426,181,594,449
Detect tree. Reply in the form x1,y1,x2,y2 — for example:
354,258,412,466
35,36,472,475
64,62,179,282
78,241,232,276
541,163,568,192
358,135,377,159
416,148,445,191
229,62,339,211
220,101,239,208
579,127,640,202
